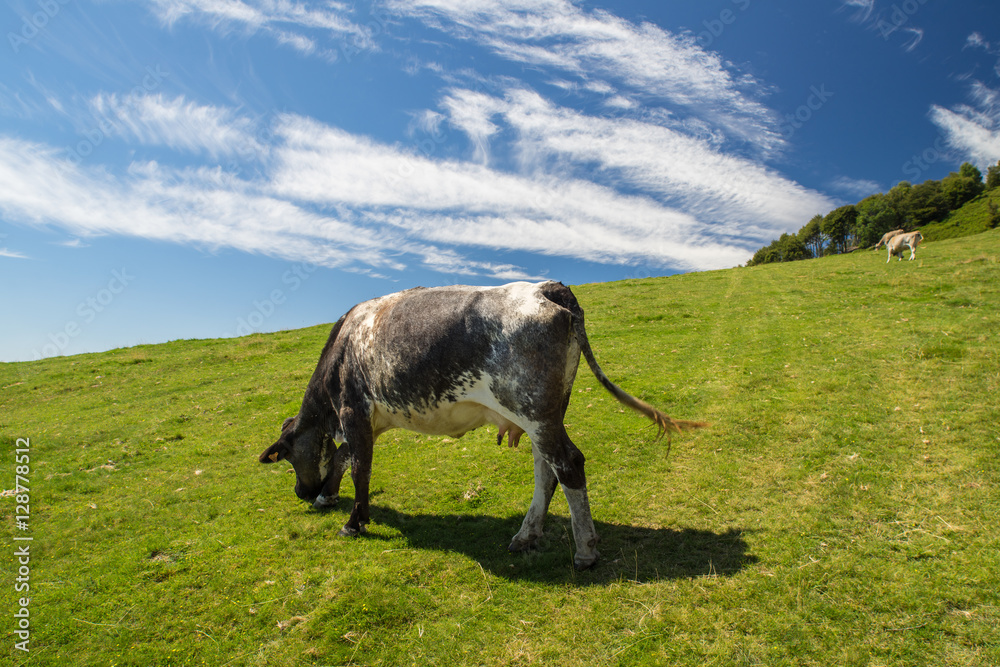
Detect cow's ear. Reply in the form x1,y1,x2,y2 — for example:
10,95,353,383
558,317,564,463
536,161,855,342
259,439,289,464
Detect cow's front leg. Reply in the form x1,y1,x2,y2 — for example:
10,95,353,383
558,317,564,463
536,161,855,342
509,441,559,552
339,411,373,537
313,443,352,509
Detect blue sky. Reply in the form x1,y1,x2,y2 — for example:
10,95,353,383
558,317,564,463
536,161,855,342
2,0,999,362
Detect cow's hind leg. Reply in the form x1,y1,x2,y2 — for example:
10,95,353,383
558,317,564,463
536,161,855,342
509,441,559,553
562,483,599,570
511,424,600,570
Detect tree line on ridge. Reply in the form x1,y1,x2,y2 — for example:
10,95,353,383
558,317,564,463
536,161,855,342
746,161,1000,267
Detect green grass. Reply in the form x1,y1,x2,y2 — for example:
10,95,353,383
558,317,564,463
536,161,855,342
920,188,1000,242
3,230,1000,666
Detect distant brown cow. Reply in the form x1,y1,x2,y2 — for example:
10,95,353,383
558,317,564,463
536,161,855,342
886,231,923,262
874,229,904,251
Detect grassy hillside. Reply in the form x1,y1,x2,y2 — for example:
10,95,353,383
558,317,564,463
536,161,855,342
920,187,1000,242
3,230,1000,666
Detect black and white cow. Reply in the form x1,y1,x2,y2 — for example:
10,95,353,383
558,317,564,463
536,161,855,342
259,281,704,569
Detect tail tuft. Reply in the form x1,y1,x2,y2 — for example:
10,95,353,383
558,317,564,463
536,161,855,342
649,411,709,456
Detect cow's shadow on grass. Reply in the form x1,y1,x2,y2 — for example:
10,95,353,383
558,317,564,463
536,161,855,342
326,503,757,584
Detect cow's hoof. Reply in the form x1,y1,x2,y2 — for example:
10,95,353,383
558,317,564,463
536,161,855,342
312,494,339,510
573,551,600,571
507,535,539,553
338,523,366,537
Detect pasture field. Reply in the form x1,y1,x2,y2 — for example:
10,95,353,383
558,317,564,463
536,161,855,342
3,230,1000,666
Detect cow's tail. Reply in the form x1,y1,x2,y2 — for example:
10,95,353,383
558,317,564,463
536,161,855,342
541,282,708,448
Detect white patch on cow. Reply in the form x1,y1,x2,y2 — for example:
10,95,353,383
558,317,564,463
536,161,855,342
313,494,338,509
353,298,385,350
502,281,546,318
369,371,539,442
318,446,334,481
440,281,545,320
563,335,581,392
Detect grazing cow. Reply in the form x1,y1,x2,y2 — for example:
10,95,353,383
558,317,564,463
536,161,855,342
259,281,705,570
886,231,923,262
874,229,904,251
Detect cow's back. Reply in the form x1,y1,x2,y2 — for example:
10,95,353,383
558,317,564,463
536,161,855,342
347,282,576,420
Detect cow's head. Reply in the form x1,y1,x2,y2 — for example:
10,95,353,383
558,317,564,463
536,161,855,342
259,414,340,503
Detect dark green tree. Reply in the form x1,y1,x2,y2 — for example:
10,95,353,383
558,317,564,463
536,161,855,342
797,214,824,258
940,163,985,210
959,161,983,184
906,179,949,226
989,200,1000,229
777,233,811,262
821,205,857,253
887,181,913,226
985,161,1000,190
854,194,902,248
747,233,811,266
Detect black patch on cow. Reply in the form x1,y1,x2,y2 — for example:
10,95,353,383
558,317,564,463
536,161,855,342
361,289,494,414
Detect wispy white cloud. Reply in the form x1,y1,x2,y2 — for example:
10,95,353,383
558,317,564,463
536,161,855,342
963,31,1000,77
388,0,782,153
829,175,883,199
439,88,832,240
438,89,504,164
0,136,401,274
268,114,746,270
965,32,989,50
273,29,318,56
840,0,928,54
840,0,875,23
901,27,924,52
0,92,777,281
930,82,1000,170
139,0,371,59
0,134,543,280
88,94,264,158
